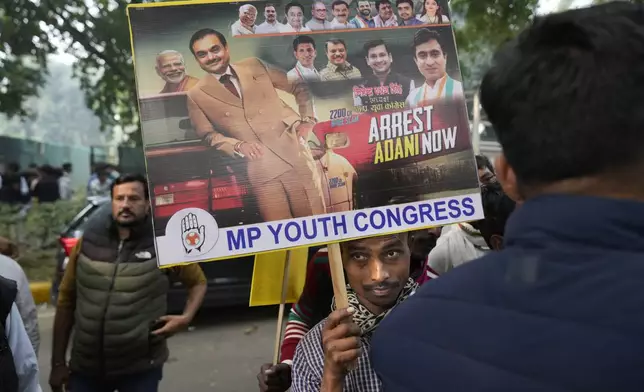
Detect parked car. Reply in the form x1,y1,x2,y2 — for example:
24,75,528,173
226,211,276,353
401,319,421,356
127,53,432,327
51,197,255,312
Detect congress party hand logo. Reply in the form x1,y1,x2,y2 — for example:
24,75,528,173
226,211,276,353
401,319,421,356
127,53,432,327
181,213,206,254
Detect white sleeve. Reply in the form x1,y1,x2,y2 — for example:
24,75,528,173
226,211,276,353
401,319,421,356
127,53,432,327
6,304,42,392
14,269,40,355
19,177,29,196
428,239,453,275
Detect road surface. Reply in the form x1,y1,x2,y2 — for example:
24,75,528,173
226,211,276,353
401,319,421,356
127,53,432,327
37,305,284,391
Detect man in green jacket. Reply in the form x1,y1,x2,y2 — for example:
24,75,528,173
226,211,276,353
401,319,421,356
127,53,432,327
49,173,207,392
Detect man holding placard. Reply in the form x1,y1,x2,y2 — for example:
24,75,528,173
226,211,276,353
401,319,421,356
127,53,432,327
290,233,417,391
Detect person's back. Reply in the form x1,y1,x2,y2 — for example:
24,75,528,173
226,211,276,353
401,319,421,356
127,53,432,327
0,275,41,392
371,4,644,391
32,176,60,203
0,253,39,355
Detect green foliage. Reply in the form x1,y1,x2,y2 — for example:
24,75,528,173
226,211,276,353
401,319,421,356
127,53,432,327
1,0,146,144
0,199,85,281
451,0,539,89
0,61,105,145
6,0,638,141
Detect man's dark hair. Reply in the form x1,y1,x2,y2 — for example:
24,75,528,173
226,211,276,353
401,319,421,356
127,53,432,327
285,1,304,15
363,39,390,57
412,28,444,56
6,163,19,173
264,3,276,9
325,38,347,52
110,173,150,200
331,0,349,10
396,0,414,9
62,163,72,173
376,0,391,10
471,182,516,249
480,3,644,189
293,35,316,51
476,155,495,173
189,28,227,56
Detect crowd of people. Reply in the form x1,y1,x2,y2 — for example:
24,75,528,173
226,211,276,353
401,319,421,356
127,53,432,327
231,0,450,36
0,162,122,207
1,2,643,391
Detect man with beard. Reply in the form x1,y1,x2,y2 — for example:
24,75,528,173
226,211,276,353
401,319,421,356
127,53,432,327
373,4,644,391
288,36,321,83
231,3,258,36
289,233,419,391
305,1,332,31
279,2,312,33
329,0,354,29
406,28,463,108
320,39,362,81
373,0,398,27
187,29,325,222
353,39,414,109
155,50,199,94
349,0,375,28
256,4,284,34
49,174,207,392
396,0,423,26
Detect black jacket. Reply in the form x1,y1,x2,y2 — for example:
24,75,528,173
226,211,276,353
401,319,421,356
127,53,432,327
0,276,19,392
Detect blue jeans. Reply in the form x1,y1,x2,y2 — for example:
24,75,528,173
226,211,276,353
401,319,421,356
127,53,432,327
69,367,163,392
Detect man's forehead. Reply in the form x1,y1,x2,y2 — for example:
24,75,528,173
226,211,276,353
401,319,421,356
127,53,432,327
194,34,222,49
358,0,370,5
113,182,144,196
159,54,181,63
416,40,443,53
328,43,345,50
297,43,314,50
343,234,406,250
368,45,388,56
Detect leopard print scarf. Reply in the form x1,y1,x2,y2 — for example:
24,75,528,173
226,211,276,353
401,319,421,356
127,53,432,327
331,277,418,337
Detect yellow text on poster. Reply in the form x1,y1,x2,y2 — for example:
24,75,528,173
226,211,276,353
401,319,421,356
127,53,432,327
249,248,308,307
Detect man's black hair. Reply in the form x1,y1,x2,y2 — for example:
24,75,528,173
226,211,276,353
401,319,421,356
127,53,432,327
471,182,516,249
476,154,495,173
293,35,316,51
480,3,644,189
189,28,227,56
111,173,150,200
412,28,444,56
285,1,304,15
62,162,72,172
325,38,347,52
6,163,20,173
395,0,414,9
363,39,390,57
331,0,349,9
376,0,391,10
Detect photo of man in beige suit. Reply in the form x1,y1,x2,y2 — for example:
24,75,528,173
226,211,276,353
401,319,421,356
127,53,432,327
186,28,325,222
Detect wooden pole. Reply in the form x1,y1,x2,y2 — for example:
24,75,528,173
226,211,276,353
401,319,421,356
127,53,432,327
272,250,292,365
327,243,349,308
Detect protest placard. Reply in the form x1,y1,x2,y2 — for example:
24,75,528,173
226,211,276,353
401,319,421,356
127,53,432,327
127,0,482,267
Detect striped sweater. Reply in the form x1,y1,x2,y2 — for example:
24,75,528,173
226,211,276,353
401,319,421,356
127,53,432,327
280,249,438,364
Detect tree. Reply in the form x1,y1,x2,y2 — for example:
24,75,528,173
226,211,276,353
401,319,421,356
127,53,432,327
0,60,106,146
1,0,144,145
450,0,540,89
